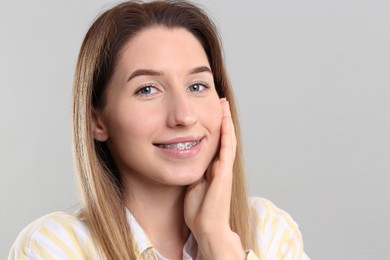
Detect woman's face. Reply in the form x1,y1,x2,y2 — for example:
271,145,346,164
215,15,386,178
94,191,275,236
93,27,223,187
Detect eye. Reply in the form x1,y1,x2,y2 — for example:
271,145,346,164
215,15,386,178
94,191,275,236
135,85,159,96
187,82,208,93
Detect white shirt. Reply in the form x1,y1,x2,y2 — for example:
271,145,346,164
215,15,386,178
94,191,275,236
9,197,310,259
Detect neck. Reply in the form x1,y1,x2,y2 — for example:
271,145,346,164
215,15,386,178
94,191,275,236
123,175,190,258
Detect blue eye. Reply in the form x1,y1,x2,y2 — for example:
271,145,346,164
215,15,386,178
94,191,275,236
136,85,158,96
187,82,208,93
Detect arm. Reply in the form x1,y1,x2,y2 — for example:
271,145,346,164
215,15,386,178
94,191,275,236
184,98,246,259
8,212,96,260
250,197,310,259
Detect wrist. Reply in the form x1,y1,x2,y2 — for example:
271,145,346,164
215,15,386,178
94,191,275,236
195,230,246,260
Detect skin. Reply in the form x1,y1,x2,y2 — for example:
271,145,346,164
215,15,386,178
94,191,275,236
93,27,245,259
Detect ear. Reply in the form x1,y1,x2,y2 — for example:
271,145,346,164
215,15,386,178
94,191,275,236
92,109,109,142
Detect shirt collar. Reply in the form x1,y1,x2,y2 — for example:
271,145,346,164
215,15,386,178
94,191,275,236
125,208,199,259
125,208,154,257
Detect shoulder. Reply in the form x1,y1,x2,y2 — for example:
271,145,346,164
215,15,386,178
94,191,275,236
249,197,310,259
249,197,300,231
8,211,99,259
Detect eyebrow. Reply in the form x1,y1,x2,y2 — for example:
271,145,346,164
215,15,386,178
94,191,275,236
127,66,212,82
189,66,212,75
127,69,163,82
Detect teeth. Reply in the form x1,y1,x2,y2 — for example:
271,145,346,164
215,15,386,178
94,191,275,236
158,140,201,150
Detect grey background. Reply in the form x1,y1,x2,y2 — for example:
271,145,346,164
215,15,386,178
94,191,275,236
1,0,389,259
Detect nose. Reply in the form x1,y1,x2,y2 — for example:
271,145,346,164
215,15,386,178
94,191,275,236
166,92,198,128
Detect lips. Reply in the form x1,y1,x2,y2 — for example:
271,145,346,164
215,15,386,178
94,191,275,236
153,135,205,160
154,137,203,159
153,136,203,150
156,139,201,150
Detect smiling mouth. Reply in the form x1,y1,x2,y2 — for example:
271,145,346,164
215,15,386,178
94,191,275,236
155,139,202,150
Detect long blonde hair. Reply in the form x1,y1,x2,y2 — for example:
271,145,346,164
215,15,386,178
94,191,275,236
72,1,256,259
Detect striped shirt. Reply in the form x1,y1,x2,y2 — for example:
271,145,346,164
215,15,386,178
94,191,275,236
8,197,309,259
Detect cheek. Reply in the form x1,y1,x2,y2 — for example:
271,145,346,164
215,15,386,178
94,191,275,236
106,103,157,144
199,99,223,136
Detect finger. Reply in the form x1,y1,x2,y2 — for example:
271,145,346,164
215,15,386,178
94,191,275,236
202,100,236,217
226,101,236,148
227,102,237,158
219,100,236,165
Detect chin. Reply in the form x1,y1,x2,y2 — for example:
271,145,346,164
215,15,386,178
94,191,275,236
161,166,207,186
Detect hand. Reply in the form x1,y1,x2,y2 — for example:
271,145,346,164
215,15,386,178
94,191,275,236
184,98,245,259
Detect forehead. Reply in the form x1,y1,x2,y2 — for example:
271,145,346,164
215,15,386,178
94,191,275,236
116,26,209,72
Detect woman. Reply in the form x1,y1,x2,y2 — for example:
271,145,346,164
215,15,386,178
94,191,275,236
9,1,309,259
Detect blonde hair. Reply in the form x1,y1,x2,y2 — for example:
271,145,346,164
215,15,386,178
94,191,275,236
72,1,256,259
